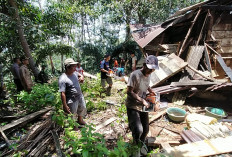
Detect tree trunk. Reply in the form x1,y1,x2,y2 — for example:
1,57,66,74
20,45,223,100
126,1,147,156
9,0,39,78
125,7,131,41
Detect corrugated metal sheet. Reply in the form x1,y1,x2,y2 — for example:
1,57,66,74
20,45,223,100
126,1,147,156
130,24,166,48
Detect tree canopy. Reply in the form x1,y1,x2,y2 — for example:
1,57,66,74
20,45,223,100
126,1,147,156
0,0,203,75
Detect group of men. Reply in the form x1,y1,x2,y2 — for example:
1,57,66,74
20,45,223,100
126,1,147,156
10,53,158,156
11,56,33,92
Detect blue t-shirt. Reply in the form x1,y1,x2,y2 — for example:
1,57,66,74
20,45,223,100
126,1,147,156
100,60,110,79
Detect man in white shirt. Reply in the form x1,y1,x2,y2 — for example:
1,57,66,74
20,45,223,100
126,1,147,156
131,52,137,71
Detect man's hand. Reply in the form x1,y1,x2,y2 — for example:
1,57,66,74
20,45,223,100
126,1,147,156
142,99,150,108
154,102,160,111
63,105,71,114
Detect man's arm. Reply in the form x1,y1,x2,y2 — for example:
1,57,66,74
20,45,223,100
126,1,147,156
127,86,150,108
77,72,84,82
60,92,71,114
148,87,156,95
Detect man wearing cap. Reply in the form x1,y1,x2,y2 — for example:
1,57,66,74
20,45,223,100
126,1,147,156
19,56,33,92
100,54,113,96
126,55,159,156
11,58,24,92
58,58,86,126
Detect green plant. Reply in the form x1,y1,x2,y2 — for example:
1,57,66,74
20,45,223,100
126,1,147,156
17,82,61,112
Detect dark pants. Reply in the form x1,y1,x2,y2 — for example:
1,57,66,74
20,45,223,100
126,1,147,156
127,107,149,145
14,79,23,92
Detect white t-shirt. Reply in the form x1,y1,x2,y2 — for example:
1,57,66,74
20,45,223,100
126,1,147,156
132,56,137,67
76,67,83,75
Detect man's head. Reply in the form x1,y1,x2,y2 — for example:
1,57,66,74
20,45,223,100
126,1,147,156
130,52,135,58
64,58,78,73
20,56,29,65
13,58,20,64
142,55,159,77
104,54,111,61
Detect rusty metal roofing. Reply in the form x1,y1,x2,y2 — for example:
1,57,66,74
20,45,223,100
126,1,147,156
130,24,170,48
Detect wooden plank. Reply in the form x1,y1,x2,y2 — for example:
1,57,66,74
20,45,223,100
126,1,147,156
221,38,232,47
212,31,226,39
161,142,172,151
51,129,65,157
149,109,166,124
0,108,51,132
216,55,232,81
187,65,215,82
170,81,220,86
204,44,212,73
225,31,232,38
95,117,116,131
147,137,180,146
150,54,188,87
178,9,201,56
166,136,232,157
213,24,232,31
148,126,163,137
0,129,12,148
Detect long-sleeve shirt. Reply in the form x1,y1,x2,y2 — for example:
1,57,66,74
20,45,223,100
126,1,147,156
11,63,21,79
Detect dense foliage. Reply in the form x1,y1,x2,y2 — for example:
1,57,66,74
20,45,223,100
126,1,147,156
0,0,204,76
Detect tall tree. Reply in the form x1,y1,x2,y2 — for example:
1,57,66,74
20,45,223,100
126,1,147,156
8,0,39,77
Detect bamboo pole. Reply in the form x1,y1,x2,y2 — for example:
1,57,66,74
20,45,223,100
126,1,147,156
178,9,201,56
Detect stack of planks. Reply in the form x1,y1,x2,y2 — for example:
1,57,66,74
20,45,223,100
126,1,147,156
0,108,64,157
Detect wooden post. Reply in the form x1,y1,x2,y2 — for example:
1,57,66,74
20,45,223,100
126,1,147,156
178,9,201,56
196,11,209,46
187,65,215,82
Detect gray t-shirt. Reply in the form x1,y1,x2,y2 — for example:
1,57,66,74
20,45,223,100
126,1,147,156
58,72,82,104
126,69,150,111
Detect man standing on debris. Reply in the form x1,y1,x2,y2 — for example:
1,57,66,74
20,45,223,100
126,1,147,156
58,58,86,127
131,52,137,71
11,58,23,92
19,56,33,92
100,54,113,96
126,55,159,156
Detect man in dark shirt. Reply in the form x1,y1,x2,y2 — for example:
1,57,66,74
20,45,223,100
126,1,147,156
100,54,113,96
10,58,23,92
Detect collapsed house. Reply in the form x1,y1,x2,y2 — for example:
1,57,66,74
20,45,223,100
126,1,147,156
130,0,232,105
130,0,232,156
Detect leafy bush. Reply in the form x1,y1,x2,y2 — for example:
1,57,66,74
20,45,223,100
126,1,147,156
17,82,61,111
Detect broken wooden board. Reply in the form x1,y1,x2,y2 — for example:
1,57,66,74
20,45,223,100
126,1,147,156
149,53,188,87
95,117,116,131
173,46,205,105
149,109,166,124
216,55,232,81
170,80,220,87
0,107,51,132
166,136,232,157
147,137,181,146
147,125,163,137
152,85,191,95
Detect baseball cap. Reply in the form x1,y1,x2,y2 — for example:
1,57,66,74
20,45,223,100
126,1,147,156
64,58,78,66
146,55,159,70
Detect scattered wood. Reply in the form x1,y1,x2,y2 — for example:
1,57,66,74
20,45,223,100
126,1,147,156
147,137,181,146
166,136,232,157
170,80,220,87
0,128,12,149
161,142,172,151
95,117,116,131
150,53,188,87
187,65,215,82
0,107,51,132
149,109,166,124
